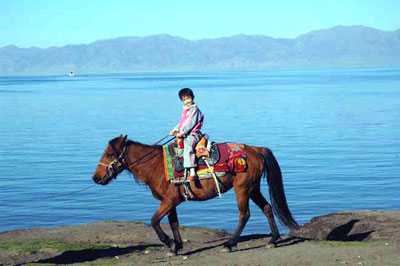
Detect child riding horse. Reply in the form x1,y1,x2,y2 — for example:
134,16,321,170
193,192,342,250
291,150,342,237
93,134,299,255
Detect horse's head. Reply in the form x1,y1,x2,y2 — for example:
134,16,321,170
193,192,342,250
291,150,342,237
92,134,128,185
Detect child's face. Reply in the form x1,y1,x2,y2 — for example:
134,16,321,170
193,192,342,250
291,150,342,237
181,95,193,107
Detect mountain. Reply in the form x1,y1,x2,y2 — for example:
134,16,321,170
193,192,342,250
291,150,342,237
1,25,399,75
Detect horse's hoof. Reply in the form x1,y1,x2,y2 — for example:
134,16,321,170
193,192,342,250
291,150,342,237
230,246,238,252
220,247,231,253
221,245,238,253
166,251,177,257
266,243,276,249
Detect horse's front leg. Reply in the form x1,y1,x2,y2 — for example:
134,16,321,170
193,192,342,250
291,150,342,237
167,206,183,255
151,200,175,253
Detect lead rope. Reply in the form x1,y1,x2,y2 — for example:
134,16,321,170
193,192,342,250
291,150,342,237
0,135,175,206
0,184,97,205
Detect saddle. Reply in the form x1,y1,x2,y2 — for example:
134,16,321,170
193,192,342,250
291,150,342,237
162,136,247,182
170,135,220,172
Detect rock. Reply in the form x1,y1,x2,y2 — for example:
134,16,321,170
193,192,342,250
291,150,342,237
290,210,400,243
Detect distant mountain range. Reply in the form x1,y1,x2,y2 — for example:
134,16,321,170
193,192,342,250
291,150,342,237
1,25,399,75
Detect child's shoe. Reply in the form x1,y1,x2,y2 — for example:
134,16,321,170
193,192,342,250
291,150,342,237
186,168,197,182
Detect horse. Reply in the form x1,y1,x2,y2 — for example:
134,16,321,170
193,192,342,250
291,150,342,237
92,134,299,255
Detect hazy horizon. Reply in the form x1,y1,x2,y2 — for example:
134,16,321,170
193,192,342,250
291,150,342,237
1,24,399,50
1,0,400,48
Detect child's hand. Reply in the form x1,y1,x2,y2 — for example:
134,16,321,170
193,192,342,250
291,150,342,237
168,130,175,136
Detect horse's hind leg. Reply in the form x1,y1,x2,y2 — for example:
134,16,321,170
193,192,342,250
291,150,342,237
250,189,281,247
167,206,183,255
223,186,251,252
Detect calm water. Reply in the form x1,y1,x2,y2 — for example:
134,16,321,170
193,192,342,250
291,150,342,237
1,68,399,235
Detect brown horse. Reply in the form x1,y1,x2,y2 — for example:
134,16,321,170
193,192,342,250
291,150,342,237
92,134,298,255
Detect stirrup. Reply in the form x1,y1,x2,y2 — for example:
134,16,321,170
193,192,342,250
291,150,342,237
186,175,197,182
183,183,190,200
170,178,186,184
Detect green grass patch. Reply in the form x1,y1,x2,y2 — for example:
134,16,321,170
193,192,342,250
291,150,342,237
0,238,110,254
24,264,56,266
316,241,385,247
25,257,123,266
145,246,160,251
25,263,61,266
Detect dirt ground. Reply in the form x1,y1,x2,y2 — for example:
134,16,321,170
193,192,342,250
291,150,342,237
0,210,399,266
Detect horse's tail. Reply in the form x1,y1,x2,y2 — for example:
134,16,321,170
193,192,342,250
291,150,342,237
259,148,299,230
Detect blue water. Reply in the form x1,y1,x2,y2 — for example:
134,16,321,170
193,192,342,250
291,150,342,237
1,67,399,235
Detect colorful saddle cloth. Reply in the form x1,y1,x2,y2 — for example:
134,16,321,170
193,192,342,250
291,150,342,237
171,142,221,172
162,142,247,182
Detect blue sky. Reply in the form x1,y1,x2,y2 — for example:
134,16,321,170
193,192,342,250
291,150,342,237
2,0,399,48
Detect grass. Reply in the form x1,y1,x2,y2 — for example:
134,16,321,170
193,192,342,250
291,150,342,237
0,238,111,254
145,246,160,251
24,257,123,266
24,264,56,266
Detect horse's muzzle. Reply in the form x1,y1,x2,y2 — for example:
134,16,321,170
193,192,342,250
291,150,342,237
93,174,114,185
92,175,101,184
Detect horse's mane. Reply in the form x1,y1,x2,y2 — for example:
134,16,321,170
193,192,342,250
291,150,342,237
125,139,162,150
109,137,162,150
109,137,162,188
126,168,149,189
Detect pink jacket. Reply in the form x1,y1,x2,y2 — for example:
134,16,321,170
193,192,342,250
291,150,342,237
173,104,204,136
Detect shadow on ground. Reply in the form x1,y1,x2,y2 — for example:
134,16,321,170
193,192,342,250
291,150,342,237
34,244,162,264
183,234,306,256
327,219,374,241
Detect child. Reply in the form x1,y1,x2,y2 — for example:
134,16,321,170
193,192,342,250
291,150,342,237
169,88,204,182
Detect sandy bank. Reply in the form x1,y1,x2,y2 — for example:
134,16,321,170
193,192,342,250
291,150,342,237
0,210,399,265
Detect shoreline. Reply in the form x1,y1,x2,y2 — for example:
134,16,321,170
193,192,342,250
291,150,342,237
1,210,399,265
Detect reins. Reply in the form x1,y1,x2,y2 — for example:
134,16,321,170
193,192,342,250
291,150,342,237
153,135,174,145
124,135,175,168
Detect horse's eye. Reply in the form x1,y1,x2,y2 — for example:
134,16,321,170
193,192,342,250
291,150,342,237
107,154,113,158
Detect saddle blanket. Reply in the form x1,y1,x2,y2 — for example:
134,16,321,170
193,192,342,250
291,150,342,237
162,142,247,182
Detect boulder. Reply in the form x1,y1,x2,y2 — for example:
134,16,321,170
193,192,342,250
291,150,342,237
290,210,400,244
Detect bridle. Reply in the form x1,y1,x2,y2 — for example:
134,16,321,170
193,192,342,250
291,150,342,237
96,135,175,180
97,140,128,180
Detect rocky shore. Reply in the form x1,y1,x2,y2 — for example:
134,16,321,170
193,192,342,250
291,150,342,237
0,210,399,265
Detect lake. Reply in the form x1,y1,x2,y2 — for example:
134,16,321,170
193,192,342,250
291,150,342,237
0,67,399,235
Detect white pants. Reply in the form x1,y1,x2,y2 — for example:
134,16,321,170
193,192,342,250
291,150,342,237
183,132,201,168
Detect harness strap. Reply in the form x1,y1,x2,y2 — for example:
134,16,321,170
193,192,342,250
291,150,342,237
125,136,175,167
98,135,175,179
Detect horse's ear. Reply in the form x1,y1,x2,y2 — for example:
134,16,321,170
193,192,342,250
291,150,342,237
123,135,128,142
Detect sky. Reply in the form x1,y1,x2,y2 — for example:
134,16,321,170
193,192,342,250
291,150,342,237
1,0,399,48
